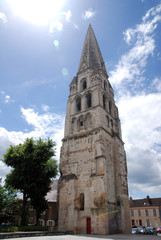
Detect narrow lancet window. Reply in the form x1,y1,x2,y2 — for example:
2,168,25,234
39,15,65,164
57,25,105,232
103,95,106,109
82,79,87,89
86,92,92,108
106,115,109,126
109,101,112,114
76,97,81,112
110,119,113,129
104,81,107,91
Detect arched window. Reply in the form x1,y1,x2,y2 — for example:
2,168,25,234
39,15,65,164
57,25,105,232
104,80,107,91
86,92,92,108
80,193,84,210
110,119,113,129
81,78,87,90
77,116,84,130
82,79,87,89
106,115,109,126
103,94,106,109
75,96,81,112
109,101,112,114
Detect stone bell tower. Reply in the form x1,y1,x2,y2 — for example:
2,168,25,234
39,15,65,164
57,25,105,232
58,24,130,234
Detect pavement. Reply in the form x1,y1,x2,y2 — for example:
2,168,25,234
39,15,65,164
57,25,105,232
4,234,161,240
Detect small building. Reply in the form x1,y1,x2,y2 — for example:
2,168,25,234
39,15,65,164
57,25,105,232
34,180,58,227
130,195,161,228
16,180,58,227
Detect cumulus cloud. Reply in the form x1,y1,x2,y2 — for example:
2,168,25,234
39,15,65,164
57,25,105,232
108,4,161,198
118,92,161,197
127,148,161,197
49,10,72,33
82,9,96,20
0,12,7,23
20,107,65,157
151,77,161,92
110,3,161,96
118,94,161,152
0,107,65,179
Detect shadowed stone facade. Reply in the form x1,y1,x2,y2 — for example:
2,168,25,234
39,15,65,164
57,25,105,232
58,25,131,234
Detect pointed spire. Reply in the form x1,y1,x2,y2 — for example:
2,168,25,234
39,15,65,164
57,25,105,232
78,24,107,74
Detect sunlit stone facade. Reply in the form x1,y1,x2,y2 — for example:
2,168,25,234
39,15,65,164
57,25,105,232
58,25,131,234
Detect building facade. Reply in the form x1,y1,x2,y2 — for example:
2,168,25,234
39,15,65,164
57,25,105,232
15,180,58,227
130,196,161,228
58,25,130,234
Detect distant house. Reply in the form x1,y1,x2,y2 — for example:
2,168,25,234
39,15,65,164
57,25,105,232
130,195,161,228
38,180,58,227
16,180,58,226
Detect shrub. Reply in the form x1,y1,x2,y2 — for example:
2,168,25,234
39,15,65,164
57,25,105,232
18,225,49,231
0,226,18,232
0,225,49,232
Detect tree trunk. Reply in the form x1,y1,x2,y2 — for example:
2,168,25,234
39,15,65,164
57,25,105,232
36,210,40,226
21,192,28,226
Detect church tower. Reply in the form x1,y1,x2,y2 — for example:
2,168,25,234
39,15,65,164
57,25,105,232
58,25,131,234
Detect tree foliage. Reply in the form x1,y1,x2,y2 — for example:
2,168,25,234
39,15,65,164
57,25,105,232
2,138,58,225
0,179,19,225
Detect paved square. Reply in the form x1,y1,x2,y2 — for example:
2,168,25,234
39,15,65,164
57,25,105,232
5,234,161,240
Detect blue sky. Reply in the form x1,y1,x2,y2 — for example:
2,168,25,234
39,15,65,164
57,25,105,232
0,0,161,199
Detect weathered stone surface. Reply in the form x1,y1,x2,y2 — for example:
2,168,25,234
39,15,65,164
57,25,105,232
58,25,131,235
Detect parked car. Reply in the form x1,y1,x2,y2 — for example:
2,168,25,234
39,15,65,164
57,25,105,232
137,226,146,234
132,227,138,234
156,226,161,233
145,227,157,235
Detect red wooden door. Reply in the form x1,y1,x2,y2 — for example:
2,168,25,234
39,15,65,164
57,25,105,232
86,217,91,234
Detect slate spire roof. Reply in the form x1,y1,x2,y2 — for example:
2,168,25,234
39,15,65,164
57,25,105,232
78,24,107,74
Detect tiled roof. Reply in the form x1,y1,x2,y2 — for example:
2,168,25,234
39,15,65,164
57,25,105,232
130,196,161,207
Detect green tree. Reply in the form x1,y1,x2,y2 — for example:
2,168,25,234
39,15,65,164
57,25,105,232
2,138,58,226
0,179,19,225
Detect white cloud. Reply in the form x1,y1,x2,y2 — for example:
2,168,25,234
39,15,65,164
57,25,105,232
0,107,65,179
5,95,10,103
63,10,72,22
20,107,65,158
49,20,63,33
82,9,96,20
0,12,7,23
118,94,161,151
118,93,161,197
41,104,50,112
110,3,161,96
108,4,161,198
0,92,15,104
49,10,72,33
151,77,161,92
